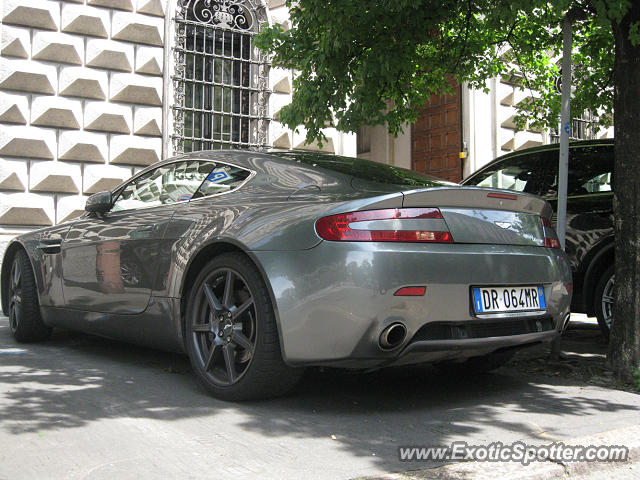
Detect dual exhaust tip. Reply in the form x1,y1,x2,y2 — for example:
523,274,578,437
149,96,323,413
379,322,407,350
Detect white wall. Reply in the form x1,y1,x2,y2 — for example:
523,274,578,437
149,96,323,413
357,123,411,168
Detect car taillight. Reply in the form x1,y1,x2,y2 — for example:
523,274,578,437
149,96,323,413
545,238,561,249
315,208,453,243
541,216,561,249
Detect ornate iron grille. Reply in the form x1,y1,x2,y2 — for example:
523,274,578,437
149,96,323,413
550,111,598,143
173,0,270,153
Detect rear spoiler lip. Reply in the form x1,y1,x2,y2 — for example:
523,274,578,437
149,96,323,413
401,186,553,219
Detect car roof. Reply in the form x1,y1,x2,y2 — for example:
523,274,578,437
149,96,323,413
149,148,452,186
483,138,614,166
149,148,338,173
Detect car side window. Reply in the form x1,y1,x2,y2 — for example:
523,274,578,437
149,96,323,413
163,161,216,203
582,172,612,193
192,164,251,198
111,161,215,212
542,146,614,198
570,147,614,195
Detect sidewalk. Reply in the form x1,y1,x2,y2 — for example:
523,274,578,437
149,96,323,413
355,424,640,480
1,314,639,480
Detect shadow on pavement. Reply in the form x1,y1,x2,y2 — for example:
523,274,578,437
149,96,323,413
0,316,637,475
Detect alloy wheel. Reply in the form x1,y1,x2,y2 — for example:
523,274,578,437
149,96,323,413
8,257,22,334
190,267,256,386
601,274,614,330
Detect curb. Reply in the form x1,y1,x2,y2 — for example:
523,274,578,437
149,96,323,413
355,424,640,480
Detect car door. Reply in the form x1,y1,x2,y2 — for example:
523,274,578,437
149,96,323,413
61,160,216,314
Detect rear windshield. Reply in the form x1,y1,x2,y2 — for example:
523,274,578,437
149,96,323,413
269,151,454,188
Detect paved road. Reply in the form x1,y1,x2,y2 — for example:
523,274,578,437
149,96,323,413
571,461,640,480
1,315,638,480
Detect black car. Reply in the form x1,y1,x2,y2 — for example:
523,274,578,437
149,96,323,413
463,139,614,337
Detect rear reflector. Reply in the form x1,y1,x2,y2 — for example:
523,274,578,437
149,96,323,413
394,286,426,296
487,192,518,200
315,208,453,243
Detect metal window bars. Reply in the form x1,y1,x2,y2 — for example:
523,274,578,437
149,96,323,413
173,0,270,154
550,112,599,143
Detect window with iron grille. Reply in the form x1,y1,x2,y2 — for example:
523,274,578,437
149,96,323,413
550,111,599,143
173,0,270,154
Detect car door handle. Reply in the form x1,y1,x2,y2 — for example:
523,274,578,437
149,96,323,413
37,240,62,254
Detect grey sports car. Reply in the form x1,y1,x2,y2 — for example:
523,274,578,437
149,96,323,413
1,150,572,400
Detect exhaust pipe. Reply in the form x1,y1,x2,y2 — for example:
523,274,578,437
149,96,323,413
379,323,407,350
560,313,571,333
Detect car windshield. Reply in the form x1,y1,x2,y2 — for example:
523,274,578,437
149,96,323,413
269,151,454,188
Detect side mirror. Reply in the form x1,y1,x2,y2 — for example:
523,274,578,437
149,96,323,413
85,191,113,214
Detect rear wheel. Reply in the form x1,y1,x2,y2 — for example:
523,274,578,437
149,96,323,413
594,265,614,340
7,249,52,342
434,349,515,375
184,253,303,400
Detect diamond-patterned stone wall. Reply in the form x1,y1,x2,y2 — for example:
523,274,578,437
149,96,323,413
1,26,31,59
497,72,543,154
0,0,165,230
263,0,347,157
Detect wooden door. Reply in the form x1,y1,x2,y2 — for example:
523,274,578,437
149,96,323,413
411,84,463,182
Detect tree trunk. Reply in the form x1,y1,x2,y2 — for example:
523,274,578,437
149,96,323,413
607,2,640,381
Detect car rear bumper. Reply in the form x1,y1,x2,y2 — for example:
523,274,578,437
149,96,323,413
253,241,572,368
387,329,558,368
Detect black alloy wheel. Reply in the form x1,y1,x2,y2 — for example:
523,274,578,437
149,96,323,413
7,249,51,342
594,265,614,339
8,255,22,335
185,253,303,400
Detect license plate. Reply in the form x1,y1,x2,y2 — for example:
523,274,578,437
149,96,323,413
473,286,546,313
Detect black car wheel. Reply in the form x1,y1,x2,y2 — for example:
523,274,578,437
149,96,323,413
7,249,52,342
594,265,614,339
184,253,303,400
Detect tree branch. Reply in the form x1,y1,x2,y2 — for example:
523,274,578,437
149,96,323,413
450,0,473,74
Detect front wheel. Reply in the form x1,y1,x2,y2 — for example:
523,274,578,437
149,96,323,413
7,249,52,342
594,265,614,340
184,253,303,401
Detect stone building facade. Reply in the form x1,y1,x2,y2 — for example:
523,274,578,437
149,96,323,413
0,0,356,255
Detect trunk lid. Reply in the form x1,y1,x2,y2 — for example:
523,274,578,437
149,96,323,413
402,186,552,246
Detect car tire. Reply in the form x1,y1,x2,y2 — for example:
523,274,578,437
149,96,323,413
7,249,52,342
434,349,515,375
594,265,614,340
184,252,303,401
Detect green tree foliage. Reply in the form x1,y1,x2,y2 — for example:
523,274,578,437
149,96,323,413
256,0,636,141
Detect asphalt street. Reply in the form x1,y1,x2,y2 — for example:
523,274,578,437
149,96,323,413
1,315,639,480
